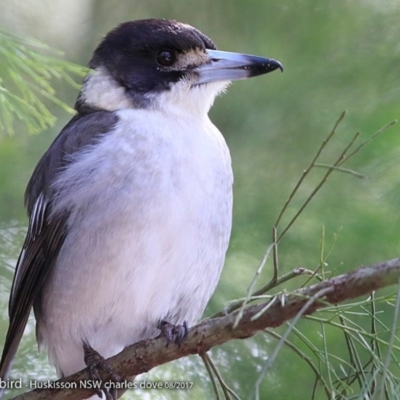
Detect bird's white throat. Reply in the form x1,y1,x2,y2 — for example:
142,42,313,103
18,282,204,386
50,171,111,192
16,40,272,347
81,66,230,116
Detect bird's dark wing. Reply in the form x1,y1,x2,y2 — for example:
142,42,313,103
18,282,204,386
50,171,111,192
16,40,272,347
0,111,118,381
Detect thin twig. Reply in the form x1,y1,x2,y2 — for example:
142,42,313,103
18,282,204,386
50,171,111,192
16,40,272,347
375,279,400,400
200,353,221,400
313,163,367,179
301,226,332,288
233,243,274,329
250,287,333,397
338,314,363,392
305,315,400,351
340,120,397,163
274,110,347,228
272,226,279,284
214,268,313,317
205,353,241,400
370,292,379,396
277,129,360,242
265,329,332,398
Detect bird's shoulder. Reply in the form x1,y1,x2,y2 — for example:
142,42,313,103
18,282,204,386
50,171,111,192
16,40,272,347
8,111,118,313
25,110,119,216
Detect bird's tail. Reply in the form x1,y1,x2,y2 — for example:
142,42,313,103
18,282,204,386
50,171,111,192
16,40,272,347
0,313,30,399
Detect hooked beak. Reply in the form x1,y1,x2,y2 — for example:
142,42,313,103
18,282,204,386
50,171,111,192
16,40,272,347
195,50,283,85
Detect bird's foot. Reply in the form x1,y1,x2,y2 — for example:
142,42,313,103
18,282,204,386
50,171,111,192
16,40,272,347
157,320,189,347
83,341,122,400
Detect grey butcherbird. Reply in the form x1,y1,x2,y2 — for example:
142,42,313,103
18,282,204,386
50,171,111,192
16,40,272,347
0,19,282,399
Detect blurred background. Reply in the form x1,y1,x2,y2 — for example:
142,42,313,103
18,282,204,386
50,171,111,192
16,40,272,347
1,0,400,399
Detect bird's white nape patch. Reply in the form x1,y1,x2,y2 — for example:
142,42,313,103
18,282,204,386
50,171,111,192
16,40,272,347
80,66,134,111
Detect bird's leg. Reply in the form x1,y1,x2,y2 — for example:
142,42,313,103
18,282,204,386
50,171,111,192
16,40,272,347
83,341,122,400
157,320,189,347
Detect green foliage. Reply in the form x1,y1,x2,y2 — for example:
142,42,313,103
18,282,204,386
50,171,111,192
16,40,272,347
208,115,400,400
0,29,87,135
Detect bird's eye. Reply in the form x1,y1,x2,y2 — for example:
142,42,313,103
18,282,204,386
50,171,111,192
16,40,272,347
156,50,176,67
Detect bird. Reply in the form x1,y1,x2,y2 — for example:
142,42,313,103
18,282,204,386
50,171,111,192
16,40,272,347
0,19,282,399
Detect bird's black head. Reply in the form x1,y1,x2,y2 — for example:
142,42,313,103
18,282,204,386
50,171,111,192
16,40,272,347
90,20,216,101
77,19,282,113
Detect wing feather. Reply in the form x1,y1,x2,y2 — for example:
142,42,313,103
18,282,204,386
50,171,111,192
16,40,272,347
0,111,118,382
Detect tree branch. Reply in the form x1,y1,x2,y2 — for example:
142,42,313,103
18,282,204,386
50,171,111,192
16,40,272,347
12,257,400,400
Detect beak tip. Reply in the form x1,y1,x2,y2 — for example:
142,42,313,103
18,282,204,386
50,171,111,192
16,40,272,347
270,60,284,73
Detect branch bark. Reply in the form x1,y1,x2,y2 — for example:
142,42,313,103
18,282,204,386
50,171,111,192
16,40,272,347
11,257,400,400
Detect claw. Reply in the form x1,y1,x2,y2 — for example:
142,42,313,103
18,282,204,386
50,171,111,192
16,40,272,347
83,341,122,399
158,320,189,347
